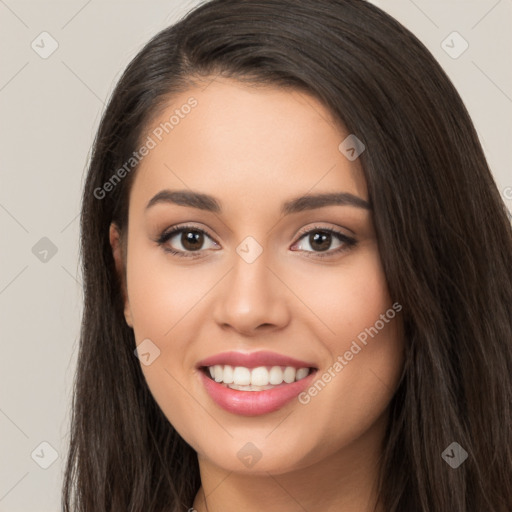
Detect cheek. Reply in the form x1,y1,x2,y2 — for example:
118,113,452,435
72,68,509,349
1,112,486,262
126,242,213,339
125,244,202,437
125,243,218,426
295,248,404,434
305,247,394,342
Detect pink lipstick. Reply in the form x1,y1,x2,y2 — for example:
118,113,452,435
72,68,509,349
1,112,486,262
197,351,318,416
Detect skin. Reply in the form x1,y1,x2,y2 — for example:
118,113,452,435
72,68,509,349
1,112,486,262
110,76,405,512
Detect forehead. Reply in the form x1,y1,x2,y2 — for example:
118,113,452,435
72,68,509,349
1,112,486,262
129,77,367,215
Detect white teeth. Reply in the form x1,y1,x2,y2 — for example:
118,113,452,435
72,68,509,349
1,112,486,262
251,366,269,386
205,364,312,386
269,366,283,385
214,365,223,382
296,367,309,380
233,366,251,385
222,364,234,384
283,366,296,383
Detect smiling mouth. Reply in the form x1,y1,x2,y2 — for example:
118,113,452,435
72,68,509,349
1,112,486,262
200,365,317,391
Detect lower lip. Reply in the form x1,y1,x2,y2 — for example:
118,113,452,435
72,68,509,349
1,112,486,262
198,368,317,416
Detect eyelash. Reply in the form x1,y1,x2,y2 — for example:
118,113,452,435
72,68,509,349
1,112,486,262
155,223,357,260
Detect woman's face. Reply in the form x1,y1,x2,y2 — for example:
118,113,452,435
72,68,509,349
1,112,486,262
111,77,404,475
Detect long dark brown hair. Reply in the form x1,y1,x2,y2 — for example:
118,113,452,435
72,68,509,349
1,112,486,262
63,0,512,510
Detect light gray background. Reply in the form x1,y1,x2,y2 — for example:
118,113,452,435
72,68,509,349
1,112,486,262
0,1,510,510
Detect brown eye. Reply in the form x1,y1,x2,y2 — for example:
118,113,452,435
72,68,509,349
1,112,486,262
156,225,219,257
293,226,357,259
307,231,332,252
180,230,205,251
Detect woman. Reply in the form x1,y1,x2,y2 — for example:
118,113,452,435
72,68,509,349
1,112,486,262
63,0,512,511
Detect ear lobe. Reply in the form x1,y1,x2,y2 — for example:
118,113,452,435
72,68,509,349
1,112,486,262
109,222,133,328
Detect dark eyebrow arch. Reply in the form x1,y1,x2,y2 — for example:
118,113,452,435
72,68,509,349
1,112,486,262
146,189,221,213
145,189,371,214
282,191,371,214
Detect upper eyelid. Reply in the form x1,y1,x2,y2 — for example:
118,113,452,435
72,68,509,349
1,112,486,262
160,224,216,242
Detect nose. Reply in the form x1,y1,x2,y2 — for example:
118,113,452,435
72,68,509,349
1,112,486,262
212,247,291,336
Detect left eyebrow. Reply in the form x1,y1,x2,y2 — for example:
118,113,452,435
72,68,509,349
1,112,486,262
281,191,371,214
144,189,372,214
145,189,221,213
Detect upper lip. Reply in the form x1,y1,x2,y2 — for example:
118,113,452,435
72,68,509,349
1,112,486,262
197,350,318,370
